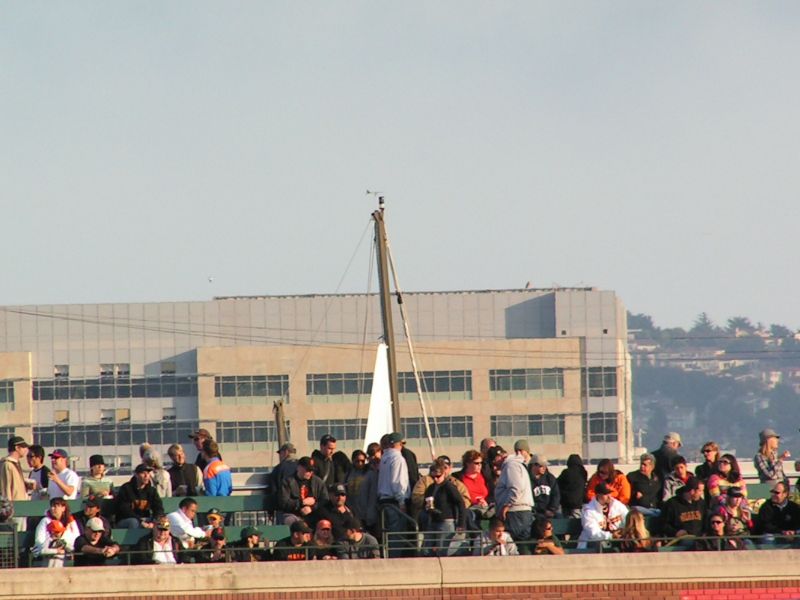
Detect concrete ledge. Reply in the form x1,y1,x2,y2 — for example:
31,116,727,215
3,550,800,599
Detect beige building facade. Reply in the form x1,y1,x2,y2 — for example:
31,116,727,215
0,288,631,473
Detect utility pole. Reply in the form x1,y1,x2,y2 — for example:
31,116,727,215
372,197,401,433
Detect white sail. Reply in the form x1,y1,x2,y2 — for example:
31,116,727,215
363,343,393,451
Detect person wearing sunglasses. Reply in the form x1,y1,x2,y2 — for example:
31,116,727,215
531,518,564,555
421,458,466,555
694,442,720,483
754,482,800,542
695,514,746,551
707,454,747,503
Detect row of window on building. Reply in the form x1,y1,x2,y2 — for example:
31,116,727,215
3,367,617,404
20,412,618,452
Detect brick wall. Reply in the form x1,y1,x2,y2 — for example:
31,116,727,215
6,581,800,600
3,552,800,600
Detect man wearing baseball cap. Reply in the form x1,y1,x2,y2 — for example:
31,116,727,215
231,526,267,562
494,439,534,550
188,428,215,471
47,448,81,500
73,517,121,567
650,432,682,485
577,482,629,550
115,463,164,529
1,435,30,502
1,435,30,531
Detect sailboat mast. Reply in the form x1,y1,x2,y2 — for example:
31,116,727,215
372,197,401,433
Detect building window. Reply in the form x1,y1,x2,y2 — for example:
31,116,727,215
214,375,289,404
162,407,177,421
398,371,472,399
589,412,618,443
488,368,564,398
490,414,566,444
217,421,283,444
0,426,15,438
55,410,70,423
54,365,69,378
306,419,367,441
0,381,14,406
583,367,618,397
33,420,200,450
305,373,372,401
401,416,473,444
33,375,198,401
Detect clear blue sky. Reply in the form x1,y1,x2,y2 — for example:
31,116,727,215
2,2,799,330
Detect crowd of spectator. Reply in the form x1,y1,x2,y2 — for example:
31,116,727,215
1,425,799,567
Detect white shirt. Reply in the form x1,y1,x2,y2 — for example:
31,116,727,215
167,509,207,548
578,497,629,549
153,537,178,564
47,468,81,500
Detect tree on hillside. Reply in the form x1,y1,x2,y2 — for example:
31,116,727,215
770,324,794,339
628,312,657,334
688,313,724,347
727,316,756,335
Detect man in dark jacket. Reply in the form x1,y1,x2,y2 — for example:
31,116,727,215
115,464,164,528
269,443,298,513
167,443,203,496
755,482,800,537
651,432,682,485
627,452,661,515
278,456,326,525
311,435,352,487
556,454,587,518
528,454,560,519
661,479,706,547
316,483,354,541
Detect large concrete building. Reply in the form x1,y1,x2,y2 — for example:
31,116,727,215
0,288,631,473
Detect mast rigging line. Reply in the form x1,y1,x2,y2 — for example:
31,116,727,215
385,238,437,460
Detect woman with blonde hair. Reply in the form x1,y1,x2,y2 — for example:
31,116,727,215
754,428,789,486
619,509,654,552
695,441,720,482
142,447,173,498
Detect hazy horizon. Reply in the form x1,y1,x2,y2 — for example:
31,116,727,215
3,3,799,331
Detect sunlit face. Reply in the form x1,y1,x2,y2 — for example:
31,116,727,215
170,448,185,466
91,464,105,478
532,463,547,476
51,456,67,473
767,436,780,451
491,525,506,543
135,470,152,486
596,492,611,507
717,459,731,474
88,529,104,543
321,441,336,459
702,447,718,462
290,530,306,545
154,526,171,543
50,503,66,519
771,484,788,504
83,504,100,518
709,517,725,535
640,460,654,477
674,463,688,479
28,454,43,469
691,483,705,501
466,458,482,474
182,503,198,519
